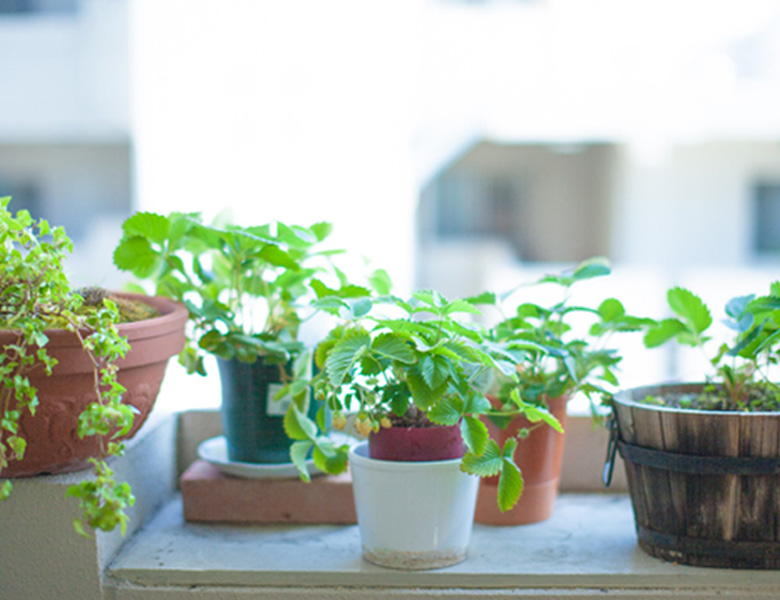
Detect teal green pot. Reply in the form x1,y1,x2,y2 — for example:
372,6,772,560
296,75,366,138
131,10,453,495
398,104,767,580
217,356,314,464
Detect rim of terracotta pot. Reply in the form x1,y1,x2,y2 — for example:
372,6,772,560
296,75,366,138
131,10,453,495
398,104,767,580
615,382,780,417
34,292,188,344
0,293,189,373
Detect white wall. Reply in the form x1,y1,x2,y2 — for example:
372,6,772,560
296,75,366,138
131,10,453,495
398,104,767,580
0,0,130,141
131,0,421,294
613,140,780,272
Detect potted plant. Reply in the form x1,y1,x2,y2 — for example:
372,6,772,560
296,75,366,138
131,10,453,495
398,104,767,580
113,211,377,464
0,197,187,536
284,290,562,569
475,257,646,525
604,283,780,568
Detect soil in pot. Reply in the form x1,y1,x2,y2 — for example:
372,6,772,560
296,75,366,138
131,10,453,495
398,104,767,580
475,394,568,525
612,383,780,569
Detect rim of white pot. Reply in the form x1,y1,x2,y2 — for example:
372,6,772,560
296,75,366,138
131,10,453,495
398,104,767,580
348,441,466,472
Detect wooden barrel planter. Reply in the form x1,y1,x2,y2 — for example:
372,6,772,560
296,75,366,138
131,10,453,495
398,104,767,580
607,383,780,569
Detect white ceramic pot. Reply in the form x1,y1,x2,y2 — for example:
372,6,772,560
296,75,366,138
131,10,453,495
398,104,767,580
348,441,480,570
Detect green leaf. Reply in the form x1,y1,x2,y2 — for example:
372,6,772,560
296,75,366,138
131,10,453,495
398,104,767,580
283,405,317,441
121,212,170,244
643,318,687,348
667,287,712,335
325,328,371,386
461,440,503,477
367,268,393,295
460,415,488,455
309,221,333,242
258,244,299,269
312,439,349,475
443,299,482,316
350,297,373,318
571,256,611,281
112,237,160,278
290,441,313,482
598,298,625,321
371,333,415,364
420,354,450,390
464,291,497,306
427,395,463,426
496,440,524,512
405,368,447,410
0,480,12,501
510,390,564,433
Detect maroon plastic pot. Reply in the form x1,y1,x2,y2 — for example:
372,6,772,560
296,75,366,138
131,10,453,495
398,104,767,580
368,423,464,462
1,293,188,477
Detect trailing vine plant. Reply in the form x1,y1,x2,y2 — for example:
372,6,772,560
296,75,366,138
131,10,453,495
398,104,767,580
0,197,137,536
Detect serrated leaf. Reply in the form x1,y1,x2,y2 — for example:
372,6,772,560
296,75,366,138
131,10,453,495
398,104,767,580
290,441,313,482
461,440,503,477
283,405,317,441
571,256,611,281
367,268,393,295
325,329,371,386
510,390,564,433
497,450,524,512
667,287,712,335
405,368,447,410
350,297,373,318
309,221,333,242
121,212,170,244
443,299,482,316
420,354,450,390
312,439,349,475
371,333,415,364
427,395,463,426
464,291,497,306
725,294,754,321
643,318,687,348
598,298,625,321
112,237,160,278
460,415,488,455
258,244,299,269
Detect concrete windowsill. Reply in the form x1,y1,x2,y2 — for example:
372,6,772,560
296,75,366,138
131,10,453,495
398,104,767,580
106,493,780,596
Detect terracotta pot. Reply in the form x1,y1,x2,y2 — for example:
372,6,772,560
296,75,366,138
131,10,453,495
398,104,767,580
1,293,188,477
474,394,568,525
368,423,464,461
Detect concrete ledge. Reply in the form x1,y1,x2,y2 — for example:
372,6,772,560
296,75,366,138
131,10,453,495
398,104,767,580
0,407,178,600
106,494,780,598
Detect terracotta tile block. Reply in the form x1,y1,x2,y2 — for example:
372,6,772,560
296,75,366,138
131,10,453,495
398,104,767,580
180,460,357,524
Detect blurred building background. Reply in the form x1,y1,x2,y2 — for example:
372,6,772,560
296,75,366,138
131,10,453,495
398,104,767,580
2,0,780,401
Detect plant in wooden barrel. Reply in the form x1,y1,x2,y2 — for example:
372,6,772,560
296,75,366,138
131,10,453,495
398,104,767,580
283,290,562,569
475,257,645,525
604,284,780,568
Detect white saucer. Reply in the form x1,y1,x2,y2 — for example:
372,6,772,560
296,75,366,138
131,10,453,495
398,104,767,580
197,436,315,479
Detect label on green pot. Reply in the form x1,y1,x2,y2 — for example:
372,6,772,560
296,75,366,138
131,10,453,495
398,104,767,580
266,383,292,417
